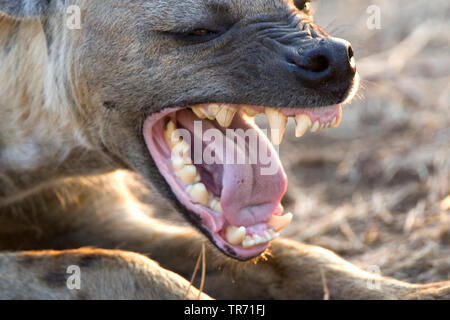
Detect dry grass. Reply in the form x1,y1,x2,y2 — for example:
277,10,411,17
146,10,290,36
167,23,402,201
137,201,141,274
277,0,450,283
149,0,450,284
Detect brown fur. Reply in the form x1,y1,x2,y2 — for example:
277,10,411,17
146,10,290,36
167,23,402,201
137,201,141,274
0,0,449,299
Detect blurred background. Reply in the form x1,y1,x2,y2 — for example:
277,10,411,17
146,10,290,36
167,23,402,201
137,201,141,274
278,0,450,283
149,0,450,284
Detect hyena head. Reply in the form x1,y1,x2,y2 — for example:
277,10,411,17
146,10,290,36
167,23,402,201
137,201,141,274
1,0,358,260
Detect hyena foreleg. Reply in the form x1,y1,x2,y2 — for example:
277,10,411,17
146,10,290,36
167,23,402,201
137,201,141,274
0,248,211,300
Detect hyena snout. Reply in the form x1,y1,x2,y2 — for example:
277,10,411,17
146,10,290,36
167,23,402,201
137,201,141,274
288,37,356,94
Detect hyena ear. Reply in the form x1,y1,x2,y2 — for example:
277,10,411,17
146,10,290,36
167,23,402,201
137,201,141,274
0,0,50,19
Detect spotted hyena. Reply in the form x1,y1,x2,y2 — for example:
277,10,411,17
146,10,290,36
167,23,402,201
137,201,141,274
0,0,449,299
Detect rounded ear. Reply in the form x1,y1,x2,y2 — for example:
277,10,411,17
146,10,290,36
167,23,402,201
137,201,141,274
0,0,49,19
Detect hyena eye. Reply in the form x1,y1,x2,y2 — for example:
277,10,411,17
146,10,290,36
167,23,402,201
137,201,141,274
167,27,222,44
188,29,219,37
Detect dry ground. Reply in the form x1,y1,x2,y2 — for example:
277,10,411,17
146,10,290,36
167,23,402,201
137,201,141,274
148,0,450,285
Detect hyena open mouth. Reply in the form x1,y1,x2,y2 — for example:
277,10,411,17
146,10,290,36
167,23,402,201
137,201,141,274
143,103,343,259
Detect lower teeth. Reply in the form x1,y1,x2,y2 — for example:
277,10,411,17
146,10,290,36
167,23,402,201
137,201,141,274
224,224,282,248
241,230,280,248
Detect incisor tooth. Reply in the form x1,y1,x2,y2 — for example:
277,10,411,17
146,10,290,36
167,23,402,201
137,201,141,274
310,121,320,133
175,165,198,184
186,183,209,206
225,226,246,245
253,235,263,243
242,236,255,248
242,107,259,117
265,108,287,145
208,104,221,116
268,212,293,232
193,106,216,120
294,114,312,138
191,107,207,119
215,106,237,127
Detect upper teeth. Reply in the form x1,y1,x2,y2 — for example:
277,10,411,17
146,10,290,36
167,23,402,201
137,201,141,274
242,107,260,117
214,105,237,127
294,114,312,138
190,105,341,145
265,108,288,145
192,106,216,120
310,121,320,133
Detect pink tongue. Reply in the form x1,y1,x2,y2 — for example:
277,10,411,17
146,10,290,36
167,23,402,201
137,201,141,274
177,110,287,227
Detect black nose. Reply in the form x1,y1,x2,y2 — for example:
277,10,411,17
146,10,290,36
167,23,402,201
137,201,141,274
288,37,356,90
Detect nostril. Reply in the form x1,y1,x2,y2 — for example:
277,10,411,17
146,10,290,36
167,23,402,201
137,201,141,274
347,46,356,70
300,54,330,73
347,45,356,71
348,45,354,60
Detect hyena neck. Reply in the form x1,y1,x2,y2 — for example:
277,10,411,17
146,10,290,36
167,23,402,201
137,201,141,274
0,17,116,200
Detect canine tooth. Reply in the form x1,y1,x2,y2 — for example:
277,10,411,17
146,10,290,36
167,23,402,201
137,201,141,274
225,226,246,245
265,108,287,145
294,114,312,138
310,121,320,133
215,106,237,127
209,198,223,213
175,165,198,184
186,183,209,206
267,212,293,232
